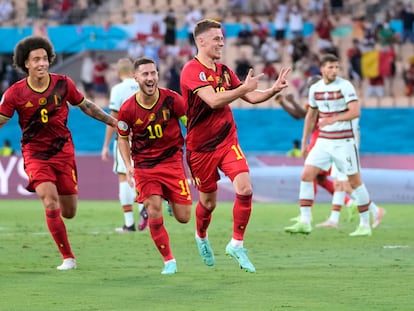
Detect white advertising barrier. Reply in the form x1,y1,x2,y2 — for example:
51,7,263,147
0,155,118,200
218,166,414,203
1,156,413,203
0,156,32,197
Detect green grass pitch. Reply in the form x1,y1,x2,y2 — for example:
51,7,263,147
0,200,413,311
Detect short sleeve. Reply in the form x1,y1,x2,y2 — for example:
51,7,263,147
308,85,317,108
0,89,15,119
343,80,358,104
173,92,186,117
66,76,85,106
117,105,131,138
181,62,210,93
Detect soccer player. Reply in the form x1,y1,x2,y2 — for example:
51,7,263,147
180,19,290,272
101,58,148,232
279,76,384,229
117,57,192,275
276,76,357,223
0,36,117,270
284,53,381,237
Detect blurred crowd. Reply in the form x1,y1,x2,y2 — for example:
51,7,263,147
2,0,414,102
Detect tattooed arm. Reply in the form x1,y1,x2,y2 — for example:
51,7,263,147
79,99,117,127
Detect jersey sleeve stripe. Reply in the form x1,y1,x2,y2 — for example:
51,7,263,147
74,97,86,107
0,113,11,120
193,84,211,93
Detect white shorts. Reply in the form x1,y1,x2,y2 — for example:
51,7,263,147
330,162,348,181
112,140,132,174
305,137,360,177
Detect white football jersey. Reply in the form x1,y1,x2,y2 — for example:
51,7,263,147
308,77,358,136
109,78,139,112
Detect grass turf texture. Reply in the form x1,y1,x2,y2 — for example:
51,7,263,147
0,200,413,311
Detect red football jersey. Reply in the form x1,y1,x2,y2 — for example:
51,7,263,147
117,87,186,168
180,58,242,152
0,73,84,160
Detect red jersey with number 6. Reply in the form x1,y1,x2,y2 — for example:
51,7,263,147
0,73,84,160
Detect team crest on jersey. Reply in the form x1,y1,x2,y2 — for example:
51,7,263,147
199,72,207,82
117,121,128,131
148,113,156,121
25,101,33,108
207,75,214,81
135,118,143,124
39,98,47,105
216,76,222,84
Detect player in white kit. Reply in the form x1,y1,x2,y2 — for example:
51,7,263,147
285,54,379,237
317,116,384,228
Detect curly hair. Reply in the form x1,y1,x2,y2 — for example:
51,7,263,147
13,36,56,74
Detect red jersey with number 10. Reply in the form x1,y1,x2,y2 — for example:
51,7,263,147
0,73,85,160
180,58,242,152
117,87,186,169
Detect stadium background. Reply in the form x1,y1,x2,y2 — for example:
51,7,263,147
0,0,413,203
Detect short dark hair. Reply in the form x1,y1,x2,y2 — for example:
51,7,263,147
133,57,156,71
194,19,222,38
320,53,339,66
13,36,55,74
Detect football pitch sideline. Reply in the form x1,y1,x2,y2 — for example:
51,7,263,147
0,200,413,311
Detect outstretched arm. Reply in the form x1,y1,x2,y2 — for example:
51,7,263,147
242,67,291,104
196,68,262,109
79,99,117,127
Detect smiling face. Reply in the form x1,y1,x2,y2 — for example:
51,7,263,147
197,27,224,61
25,48,49,80
134,62,158,97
